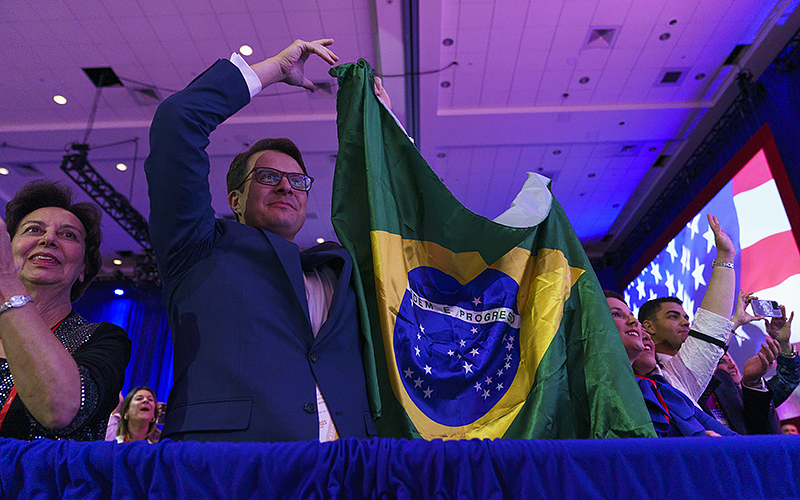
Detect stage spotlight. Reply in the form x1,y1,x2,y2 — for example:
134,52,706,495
114,288,125,296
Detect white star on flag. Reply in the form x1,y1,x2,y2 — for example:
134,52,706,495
687,214,701,239
665,271,675,296
496,383,504,391
463,362,473,374
423,365,432,374
413,377,423,388
403,367,414,378
636,279,645,300
474,382,482,391
459,339,466,347
419,325,425,333
447,350,454,356
681,246,691,273
472,297,481,306
471,326,478,334
691,257,706,290
414,346,420,357
482,390,490,400
470,348,479,357
702,226,716,253
423,387,433,399
733,328,751,347
650,263,662,284
666,240,678,263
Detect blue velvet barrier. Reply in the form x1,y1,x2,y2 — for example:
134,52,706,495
1,436,798,499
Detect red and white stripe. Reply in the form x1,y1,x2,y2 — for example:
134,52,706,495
732,149,800,419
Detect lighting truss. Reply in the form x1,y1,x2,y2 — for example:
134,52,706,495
60,143,152,251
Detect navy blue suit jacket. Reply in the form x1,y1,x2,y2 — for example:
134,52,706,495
144,59,375,442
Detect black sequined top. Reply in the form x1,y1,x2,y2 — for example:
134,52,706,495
0,311,131,441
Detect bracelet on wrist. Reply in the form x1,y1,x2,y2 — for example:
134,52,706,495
780,347,797,358
712,259,734,269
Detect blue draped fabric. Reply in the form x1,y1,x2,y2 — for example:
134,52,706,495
0,436,797,499
74,284,173,403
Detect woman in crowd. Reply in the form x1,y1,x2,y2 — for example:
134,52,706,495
605,290,734,437
115,386,160,443
0,180,131,440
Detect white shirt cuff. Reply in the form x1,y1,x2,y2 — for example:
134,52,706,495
692,308,733,342
743,377,768,392
230,52,262,99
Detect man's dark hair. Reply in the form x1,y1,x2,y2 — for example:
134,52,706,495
5,180,102,302
603,290,625,302
638,296,683,323
226,138,307,194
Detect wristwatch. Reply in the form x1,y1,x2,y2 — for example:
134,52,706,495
0,295,33,315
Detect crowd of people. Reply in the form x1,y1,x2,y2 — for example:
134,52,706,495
0,37,797,444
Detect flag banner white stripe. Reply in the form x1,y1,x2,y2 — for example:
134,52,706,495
733,179,793,248
406,285,522,328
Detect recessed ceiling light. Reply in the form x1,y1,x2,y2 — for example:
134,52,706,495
113,259,123,266
553,149,562,155
669,19,677,25
619,121,626,126
579,76,590,84
437,153,446,158
612,203,620,208
562,93,569,98
588,173,596,178
441,81,451,88
239,45,253,56
53,95,67,105
0,168,8,176
695,73,706,80
442,38,454,46
316,237,325,244
114,288,125,296
579,193,585,197
116,163,127,171
659,33,671,41
649,147,657,151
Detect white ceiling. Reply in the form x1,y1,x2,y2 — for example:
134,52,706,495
1,0,798,278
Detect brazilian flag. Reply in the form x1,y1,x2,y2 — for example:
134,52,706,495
329,60,655,439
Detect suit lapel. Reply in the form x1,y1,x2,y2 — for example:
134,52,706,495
262,230,310,322
301,243,352,343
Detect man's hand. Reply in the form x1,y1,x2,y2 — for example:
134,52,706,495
708,214,735,262
698,214,737,320
766,306,794,354
251,39,339,91
742,336,782,386
731,290,764,330
374,76,392,111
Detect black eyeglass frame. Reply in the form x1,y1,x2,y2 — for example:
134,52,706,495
234,167,314,192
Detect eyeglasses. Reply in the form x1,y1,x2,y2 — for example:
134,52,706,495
235,167,314,192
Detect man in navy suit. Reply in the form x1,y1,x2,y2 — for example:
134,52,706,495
144,39,376,442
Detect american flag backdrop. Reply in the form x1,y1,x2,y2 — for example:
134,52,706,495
624,148,800,419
